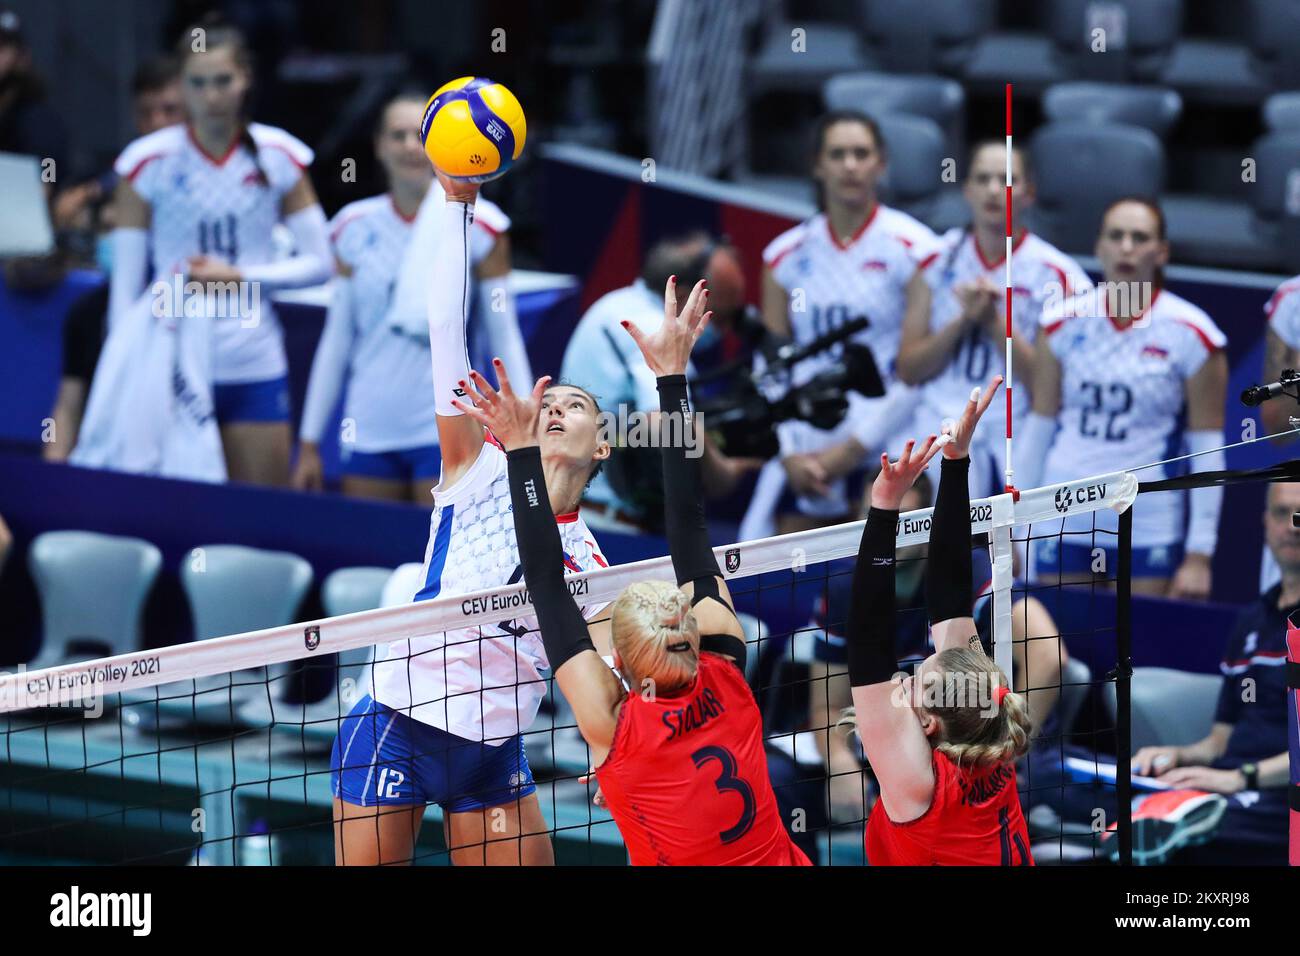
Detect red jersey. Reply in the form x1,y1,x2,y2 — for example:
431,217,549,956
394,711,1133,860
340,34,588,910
866,749,1035,866
596,652,811,866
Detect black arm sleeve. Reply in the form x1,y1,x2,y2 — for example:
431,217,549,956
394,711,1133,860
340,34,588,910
925,455,973,626
505,446,596,672
657,374,745,671
846,507,900,688
657,374,722,588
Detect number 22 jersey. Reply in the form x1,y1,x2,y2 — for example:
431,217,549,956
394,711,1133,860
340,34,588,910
595,652,811,866
1041,287,1226,546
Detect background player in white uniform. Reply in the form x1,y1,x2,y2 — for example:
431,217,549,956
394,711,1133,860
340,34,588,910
761,110,941,533
898,141,1091,500
331,172,613,867
1254,273,1300,590
292,93,519,502
1259,273,1300,441
1023,198,1228,599
108,20,331,486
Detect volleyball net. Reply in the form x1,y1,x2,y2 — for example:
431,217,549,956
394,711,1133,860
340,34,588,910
0,470,1142,865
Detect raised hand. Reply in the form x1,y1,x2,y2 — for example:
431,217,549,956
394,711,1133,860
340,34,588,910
620,276,712,377
451,358,547,451
941,373,1004,460
869,435,946,511
435,168,479,205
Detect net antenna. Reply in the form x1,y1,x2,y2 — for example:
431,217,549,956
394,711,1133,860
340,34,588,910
1003,82,1018,503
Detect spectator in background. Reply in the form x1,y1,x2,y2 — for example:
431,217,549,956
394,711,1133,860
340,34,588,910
1126,481,1294,865
1254,271,1300,591
758,110,940,536
50,56,183,242
86,17,331,485
292,91,520,503
44,56,183,463
897,140,1091,500
559,232,761,532
1022,197,1227,600
0,8,67,187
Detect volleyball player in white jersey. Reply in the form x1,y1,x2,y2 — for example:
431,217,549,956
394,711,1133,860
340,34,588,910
292,93,518,502
761,110,942,532
330,171,612,866
109,19,331,485
1254,273,1300,591
898,141,1091,499
1259,273,1300,440
1022,198,1228,599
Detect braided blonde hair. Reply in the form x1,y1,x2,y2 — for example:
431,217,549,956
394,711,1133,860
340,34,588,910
610,580,700,694
921,645,1032,770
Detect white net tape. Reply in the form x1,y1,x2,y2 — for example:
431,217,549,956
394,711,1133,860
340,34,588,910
0,470,1137,713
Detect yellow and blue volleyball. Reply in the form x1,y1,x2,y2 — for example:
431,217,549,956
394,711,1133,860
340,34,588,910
420,76,526,183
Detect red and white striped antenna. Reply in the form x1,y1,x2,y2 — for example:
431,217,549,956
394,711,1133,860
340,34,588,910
1003,83,1019,501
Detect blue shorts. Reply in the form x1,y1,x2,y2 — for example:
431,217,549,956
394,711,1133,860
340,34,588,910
341,444,442,483
211,376,291,425
330,695,536,812
1031,538,1184,580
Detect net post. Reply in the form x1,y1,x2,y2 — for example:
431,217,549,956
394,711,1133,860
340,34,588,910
1115,505,1134,866
989,494,1016,680
1287,613,1299,866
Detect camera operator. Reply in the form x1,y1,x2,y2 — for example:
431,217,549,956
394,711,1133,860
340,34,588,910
559,231,762,532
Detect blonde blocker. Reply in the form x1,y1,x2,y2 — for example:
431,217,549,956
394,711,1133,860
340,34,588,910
610,580,700,693
925,646,1032,770
838,645,1033,771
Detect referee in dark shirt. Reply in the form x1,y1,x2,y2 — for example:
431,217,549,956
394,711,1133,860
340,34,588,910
1131,481,1298,865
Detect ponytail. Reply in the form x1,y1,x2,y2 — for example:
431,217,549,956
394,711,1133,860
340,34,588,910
923,646,1033,770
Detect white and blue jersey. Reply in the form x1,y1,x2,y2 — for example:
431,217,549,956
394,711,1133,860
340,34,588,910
1034,287,1225,568
369,437,608,745
114,122,313,384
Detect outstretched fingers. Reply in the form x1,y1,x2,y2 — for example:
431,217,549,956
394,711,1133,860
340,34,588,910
663,275,678,327
530,374,551,406
491,357,516,399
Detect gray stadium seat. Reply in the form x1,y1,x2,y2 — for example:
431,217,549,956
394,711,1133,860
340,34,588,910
27,530,162,670
321,566,393,618
1042,82,1182,137
1028,121,1165,254
240,565,392,735
1104,666,1220,753
1245,0,1300,93
967,0,1183,94
874,112,968,233
128,545,313,727
749,19,876,95
858,0,994,76
823,71,966,157
1054,656,1092,737
1264,91,1300,132
1163,130,1300,272
1159,0,1298,106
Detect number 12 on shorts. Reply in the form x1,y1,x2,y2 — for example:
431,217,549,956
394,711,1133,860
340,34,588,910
376,768,405,800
